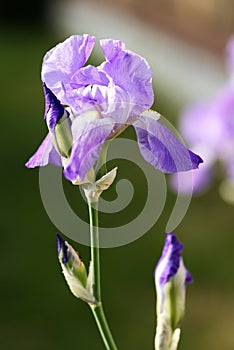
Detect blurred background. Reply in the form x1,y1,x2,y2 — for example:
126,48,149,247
1,0,234,349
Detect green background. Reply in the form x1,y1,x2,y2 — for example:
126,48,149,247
1,26,234,350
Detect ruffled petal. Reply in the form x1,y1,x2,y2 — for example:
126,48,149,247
133,115,203,173
25,133,62,168
41,34,95,102
64,117,114,181
66,66,110,114
100,39,154,116
100,39,126,61
71,65,109,87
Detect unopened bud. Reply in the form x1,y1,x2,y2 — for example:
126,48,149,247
154,233,192,350
43,83,73,158
56,234,97,305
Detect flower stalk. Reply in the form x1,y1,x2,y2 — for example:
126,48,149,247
87,197,118,350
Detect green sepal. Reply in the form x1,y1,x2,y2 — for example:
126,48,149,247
54,112,73,158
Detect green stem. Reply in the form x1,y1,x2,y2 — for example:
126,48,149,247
87,199,118,350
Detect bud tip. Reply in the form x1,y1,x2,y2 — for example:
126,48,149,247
56,233,70,264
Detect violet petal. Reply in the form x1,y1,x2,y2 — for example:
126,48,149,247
64,117,114,181
25,133,62,168
133,116,203,173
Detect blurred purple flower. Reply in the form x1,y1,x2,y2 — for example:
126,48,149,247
171,37,234,200
26,34,202,183
154,233,192,350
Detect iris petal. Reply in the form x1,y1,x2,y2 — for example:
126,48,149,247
25,133,62,168
64,117,114,181
41,34,95,103
133,115,203,173
100,39,154,116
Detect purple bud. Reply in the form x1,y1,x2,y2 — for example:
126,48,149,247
56,233,70,264
43,83,65,131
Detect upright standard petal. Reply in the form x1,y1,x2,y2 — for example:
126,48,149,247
100,39,154,116
25,133,62,168
64,117,114,181
71,65,109,87
41,34,95,102
133,114,203,173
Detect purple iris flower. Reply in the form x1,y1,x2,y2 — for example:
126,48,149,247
171,36,234,199
26,34,202,183
154,233,192,350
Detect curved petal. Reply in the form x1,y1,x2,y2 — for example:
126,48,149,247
133,115,203,173
41,34,95,102
71,65,109,87
64,117,114,181
25,133,62,168
100,39,154,116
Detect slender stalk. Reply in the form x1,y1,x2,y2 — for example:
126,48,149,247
87,199,118,350
88,200,101,301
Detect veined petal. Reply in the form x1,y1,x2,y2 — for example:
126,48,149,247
64,117,114,181
25,133,62,168
100,39,154,115
133,115,203,173
71,65,109,87
41,34,95,102
100,39,126,61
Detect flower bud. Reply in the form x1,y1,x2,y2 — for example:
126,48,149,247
56,234,97,305
154,233,192,350
43,83,73,158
